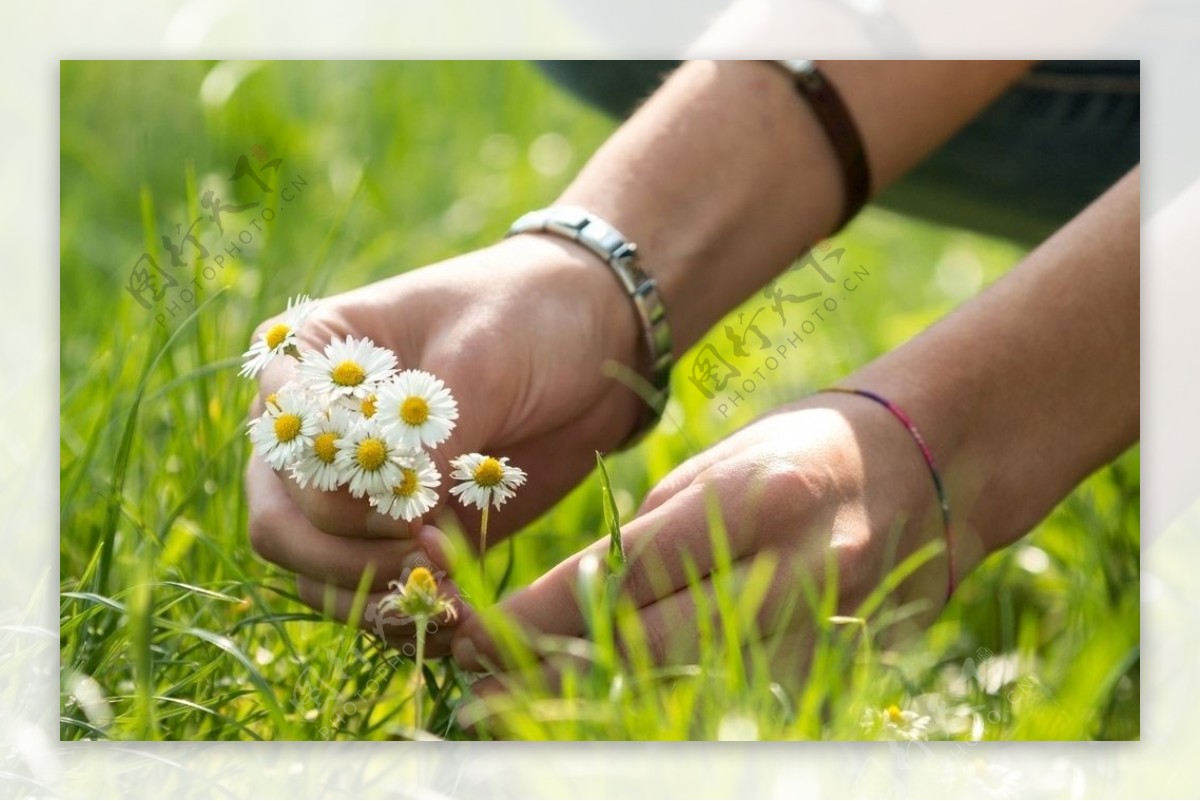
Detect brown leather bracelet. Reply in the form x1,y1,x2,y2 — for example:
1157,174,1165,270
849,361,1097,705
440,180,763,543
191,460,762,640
770,60,872,232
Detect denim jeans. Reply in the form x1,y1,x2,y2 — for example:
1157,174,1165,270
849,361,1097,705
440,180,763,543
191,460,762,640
537,61,1139,246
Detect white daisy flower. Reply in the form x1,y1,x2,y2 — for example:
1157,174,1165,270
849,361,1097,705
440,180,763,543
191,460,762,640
376,370,459,449
260,378,306,413
239,295,317,378
861,704,932,741
334,391,379,421
298,335,396,402
369,448,442,522
379,567,456,623
448,453,527,511
247,386,320,471
333,419,406,498
290,405,354,491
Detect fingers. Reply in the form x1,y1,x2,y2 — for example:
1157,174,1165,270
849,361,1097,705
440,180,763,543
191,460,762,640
452,448,827,672
291,525,460,660
636,440,729,517
636,415,765,517
455,557,820,733
280,472,417,540
450,475,737,671
246,454,431,590
247,319,416,541
629,555,812,669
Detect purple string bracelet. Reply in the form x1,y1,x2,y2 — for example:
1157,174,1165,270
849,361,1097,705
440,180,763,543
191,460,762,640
820,387,957,599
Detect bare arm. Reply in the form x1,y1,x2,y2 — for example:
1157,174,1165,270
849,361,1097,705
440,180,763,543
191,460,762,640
851,166,1140,574
552,60,1035,351
454,167,1141,678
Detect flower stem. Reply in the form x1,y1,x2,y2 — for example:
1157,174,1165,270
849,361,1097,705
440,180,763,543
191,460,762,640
414,617,427,732
479,506,490,581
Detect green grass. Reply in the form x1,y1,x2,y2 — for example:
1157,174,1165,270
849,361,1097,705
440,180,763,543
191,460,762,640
59,61,1139,741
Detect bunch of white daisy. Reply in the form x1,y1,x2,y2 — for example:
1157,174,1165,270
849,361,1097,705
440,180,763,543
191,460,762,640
241,295,526,534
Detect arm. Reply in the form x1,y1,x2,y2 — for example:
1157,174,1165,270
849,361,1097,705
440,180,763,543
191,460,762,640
551,60,1034,350
246,60,1037,657
452,167,1140,680
850,165,1140,576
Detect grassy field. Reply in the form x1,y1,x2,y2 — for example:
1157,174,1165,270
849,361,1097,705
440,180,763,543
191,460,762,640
59,61,1139,741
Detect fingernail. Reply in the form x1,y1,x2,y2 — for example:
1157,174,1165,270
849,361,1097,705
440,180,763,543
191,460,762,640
415,525,454,566
417,523,452,550
401,549,433,575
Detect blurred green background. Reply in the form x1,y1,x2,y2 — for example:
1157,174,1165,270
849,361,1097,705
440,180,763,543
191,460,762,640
59,61,1138,741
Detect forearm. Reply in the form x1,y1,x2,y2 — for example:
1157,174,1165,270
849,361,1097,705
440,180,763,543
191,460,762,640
557,59,1032,352
850,168,1140,572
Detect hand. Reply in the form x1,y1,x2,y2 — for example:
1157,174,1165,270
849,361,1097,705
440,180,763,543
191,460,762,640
245,234,645,653
450,392,954,692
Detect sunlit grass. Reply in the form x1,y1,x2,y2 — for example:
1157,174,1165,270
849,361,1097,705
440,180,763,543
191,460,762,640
59,61,1139,741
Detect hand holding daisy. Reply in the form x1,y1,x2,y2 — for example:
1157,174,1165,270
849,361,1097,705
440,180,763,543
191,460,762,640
243,238,655,675
242,295,526,595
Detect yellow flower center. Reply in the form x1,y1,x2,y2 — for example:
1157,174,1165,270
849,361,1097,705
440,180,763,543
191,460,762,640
886,705,904,724
265,323,291,350
355,437,387,471
473,457,504,487
331,360,366,387
265,392,279,408
313,432,338,463
360,394,377,418
273,413,302,442
405,566,438,597
399,396,430,426
393,468,419,497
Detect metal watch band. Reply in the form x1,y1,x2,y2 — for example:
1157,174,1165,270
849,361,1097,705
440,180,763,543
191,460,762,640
771,60,872,232
505,206,673,446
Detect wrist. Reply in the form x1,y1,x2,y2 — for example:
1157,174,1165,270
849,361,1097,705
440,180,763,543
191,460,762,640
797,390,959,598
490,233,645,439
490,233,641,367
839,355,1015,584
502,204,676,445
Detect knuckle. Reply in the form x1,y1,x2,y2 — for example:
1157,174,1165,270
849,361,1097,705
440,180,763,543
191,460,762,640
690,450,817,541
639,484,672,515
639,458,706,515
740,450,815,510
